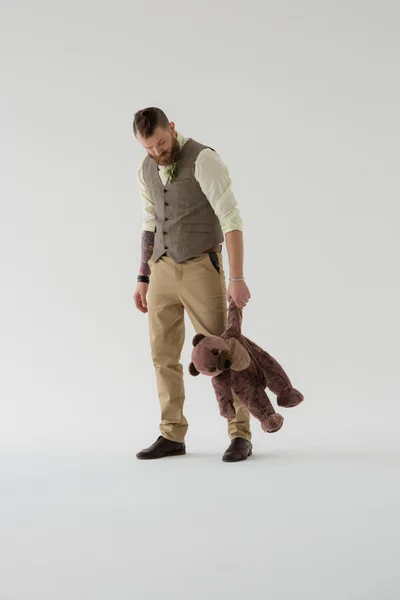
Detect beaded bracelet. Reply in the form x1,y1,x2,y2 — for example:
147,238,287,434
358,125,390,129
229,277,245,282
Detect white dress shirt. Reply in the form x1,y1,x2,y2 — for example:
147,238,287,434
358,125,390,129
137,131,243,236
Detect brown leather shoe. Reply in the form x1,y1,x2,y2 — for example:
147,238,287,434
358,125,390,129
136,436,186,460
222,438,253,462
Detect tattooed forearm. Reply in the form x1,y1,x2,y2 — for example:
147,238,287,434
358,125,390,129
139,230,155,277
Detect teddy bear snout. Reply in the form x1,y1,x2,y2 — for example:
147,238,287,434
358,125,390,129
218,350,231,371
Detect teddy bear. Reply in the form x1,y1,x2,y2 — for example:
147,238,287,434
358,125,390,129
188,298,304,433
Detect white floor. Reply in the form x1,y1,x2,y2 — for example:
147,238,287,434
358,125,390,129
1,433,399,600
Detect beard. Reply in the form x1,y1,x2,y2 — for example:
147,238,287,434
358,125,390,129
148,134,181,167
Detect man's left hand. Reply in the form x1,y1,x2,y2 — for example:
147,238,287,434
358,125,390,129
227,280,251,310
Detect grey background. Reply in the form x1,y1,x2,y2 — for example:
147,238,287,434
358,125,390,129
1,1,399,599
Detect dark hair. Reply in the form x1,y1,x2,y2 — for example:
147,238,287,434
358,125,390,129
133,107,169,138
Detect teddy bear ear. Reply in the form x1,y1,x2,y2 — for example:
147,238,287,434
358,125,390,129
189,362,200,376
192,333,206,347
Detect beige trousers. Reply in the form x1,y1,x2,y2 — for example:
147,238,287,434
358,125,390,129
146,250,251,443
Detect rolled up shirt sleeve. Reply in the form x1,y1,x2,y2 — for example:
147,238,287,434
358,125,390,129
137,158,156,232
194,148,243,235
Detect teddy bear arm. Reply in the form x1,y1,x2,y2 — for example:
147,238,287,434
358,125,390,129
212,375,236,419
223,299,243,338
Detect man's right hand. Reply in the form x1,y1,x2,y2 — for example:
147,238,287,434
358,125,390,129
133,282,149,313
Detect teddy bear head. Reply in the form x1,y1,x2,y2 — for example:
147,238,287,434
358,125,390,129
188,333,231,377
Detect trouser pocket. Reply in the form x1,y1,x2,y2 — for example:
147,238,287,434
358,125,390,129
208,251,220,274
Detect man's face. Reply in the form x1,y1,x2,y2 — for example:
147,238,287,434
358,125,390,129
136,123,180,167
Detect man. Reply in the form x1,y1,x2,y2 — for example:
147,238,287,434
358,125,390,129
132,107,252,462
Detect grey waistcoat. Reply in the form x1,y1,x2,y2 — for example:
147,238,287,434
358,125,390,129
142,138,224,263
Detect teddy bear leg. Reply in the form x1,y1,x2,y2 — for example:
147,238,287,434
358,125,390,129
277,388,304,408
258,351,304,408
261,413,284,433
250,387,284,433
